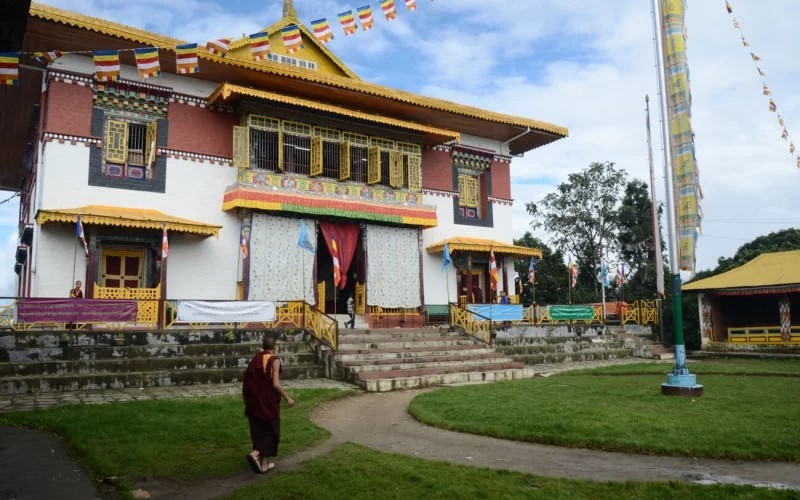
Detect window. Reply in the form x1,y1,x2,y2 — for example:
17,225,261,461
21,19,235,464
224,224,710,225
266,53,318,71
313,127,341,179
104,117,157,179
458,174,479,208
282,121,311,175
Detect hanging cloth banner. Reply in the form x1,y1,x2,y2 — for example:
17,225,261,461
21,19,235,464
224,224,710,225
281,24,304,53
549,305,595,321
338,10,358,35
176,300,276,323
319,222,360,290
134,47,161,79
249,32,271,61
358,5,375,30
175,43,199,74
311,18,334,44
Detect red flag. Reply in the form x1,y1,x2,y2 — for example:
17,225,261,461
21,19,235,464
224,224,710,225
240,228,248,259
332,236,341,288
162,228,169,258
489,250,499,291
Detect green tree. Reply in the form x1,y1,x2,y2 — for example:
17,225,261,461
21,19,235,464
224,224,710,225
526,161,628,298
512,233,568,305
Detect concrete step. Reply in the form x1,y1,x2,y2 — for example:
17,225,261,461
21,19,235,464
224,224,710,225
0,364,325,395
337,330,465,341
337,337,480,350
360,366,537,392
343,353,509,374
335,344,491,363
357,361,525,381
496,341,625,356
509,348,634,366
0,352,318,377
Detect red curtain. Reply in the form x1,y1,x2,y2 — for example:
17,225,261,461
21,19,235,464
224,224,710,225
319,222,360,289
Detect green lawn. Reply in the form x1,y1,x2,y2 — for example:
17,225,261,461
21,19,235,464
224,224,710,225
566,359,800,377
225,443,794,500
409,362,800,461
0,388,351,482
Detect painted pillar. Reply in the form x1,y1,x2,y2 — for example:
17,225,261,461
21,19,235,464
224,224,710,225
699,293,713,345
466,254,473,303
779,295,792,342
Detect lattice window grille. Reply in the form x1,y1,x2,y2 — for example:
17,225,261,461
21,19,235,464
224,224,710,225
343,132,369,147
370,137,395,151
248,115,280,131
282,120,312,137
396,142,421,155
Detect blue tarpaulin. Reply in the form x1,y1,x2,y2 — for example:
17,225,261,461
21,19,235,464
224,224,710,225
466,304,523,321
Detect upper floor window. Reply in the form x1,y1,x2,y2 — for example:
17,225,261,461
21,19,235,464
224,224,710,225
266,53,317,71
104,115,157,180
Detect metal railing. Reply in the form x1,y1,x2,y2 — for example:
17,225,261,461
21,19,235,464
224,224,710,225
449,303,493,346
728,326,800,344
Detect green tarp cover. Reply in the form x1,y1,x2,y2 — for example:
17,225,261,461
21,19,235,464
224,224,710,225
549,305,595,320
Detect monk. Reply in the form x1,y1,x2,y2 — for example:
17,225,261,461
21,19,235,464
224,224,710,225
242,335,294,473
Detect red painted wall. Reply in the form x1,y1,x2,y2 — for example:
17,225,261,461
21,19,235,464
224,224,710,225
490,161,511,199
421,149,454,191
167,103,237,158
44,81,93,136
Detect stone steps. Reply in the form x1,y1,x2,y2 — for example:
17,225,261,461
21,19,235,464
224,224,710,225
507,349,634,365
338,336,480,350
495,341,626,356
335,344,491,363
359,366,536,392
344,353,509,373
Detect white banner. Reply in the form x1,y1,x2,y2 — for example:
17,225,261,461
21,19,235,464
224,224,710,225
176,301,276,323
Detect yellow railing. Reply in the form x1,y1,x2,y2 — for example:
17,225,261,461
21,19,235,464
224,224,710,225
728,326,800,344
509,300,659,326
317,281,326,313
94,284,161,324
449,303,492,345
355,283,366,315
508,295,520,304
304,302,338,349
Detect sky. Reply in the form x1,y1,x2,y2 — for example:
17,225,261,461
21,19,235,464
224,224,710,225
2,0,799,295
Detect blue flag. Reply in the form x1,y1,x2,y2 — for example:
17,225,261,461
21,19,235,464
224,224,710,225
441,240,452,271
297,220,315,254
600,258,609,288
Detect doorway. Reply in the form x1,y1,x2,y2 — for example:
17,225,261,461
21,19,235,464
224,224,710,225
101,249,144,289
316,226,364,314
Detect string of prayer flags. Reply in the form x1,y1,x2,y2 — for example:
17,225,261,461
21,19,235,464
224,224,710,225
281,24,304,53
134,47,160,79
405,0,417,11
311,18,334,44
175,43,199,74
34,51,63,64
206,38,230,58
750,52,760,61
769,99,777,112
93,50,120,82
763,84,771,96
338,10,358,35
249,32,271,61
358,5,375,30
741,35,748,46
0,52,19,86
726,0,732,13
381,0,397,21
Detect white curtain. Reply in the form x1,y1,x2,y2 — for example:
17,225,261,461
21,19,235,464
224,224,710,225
366,225,421,308
249,214,316,304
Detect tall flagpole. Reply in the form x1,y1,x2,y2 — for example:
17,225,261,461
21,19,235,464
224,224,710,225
645,96,666,298
650,0,702,396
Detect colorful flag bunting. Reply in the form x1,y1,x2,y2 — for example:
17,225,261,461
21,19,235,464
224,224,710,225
311,18,334,44
441,239,452,271
357,5,375,30
528,257,535,285
240,228,249,258
338,10,358,35
489,250,499,292
778,114,785,126
405,0,417,11
569,257,577,288
733,18,740,29
0,52,19,86
34,51,63,64
757,66,766,76
162,228,169,258
281,24,304,54
76,215,88,257
381,0,397,20
134,47,160,79
175,43,199,74
726,1,732,13
791,142,796,155
93,50,120,82
782,128,789,140
741,35,749,47
249,32,271,61
206,39,231,58
750,52,760,61
769,99,777,112
763,84,771,95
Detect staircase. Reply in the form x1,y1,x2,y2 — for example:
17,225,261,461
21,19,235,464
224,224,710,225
334,327,534,392
494,335,635,365
0,332,324,395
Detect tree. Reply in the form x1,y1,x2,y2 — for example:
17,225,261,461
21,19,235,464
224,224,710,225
512,233,569,305
526,161,628,297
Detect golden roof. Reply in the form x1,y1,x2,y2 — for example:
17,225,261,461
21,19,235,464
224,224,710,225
36,205,221,237
682,250,800,292
426,237,542,258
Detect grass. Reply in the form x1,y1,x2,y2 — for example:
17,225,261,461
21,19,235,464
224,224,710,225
0,388,350,482
225,443,795,500
409,361,800,461
566,359,800,377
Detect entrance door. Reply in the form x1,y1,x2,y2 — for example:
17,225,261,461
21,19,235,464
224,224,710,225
102,249,144,289
458,269,485,303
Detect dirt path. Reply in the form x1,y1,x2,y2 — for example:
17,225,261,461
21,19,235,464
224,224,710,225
310,389,800,490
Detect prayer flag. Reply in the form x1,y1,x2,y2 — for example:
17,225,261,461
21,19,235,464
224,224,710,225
769,99,777,112
489,250,499,291
249,32,271,61
34,51,63,64
357,5,375,30
733,18,740,29
757,66,766,76
796,155,799,169
441,239,452,271
726,1,732,13
206,39,231,58
338,10,358,36
381,0,397,20
569,257,577,288
763,84,771,96
0,52,19,86
162,228,169,258
134,47,160,79
528,257,535,285
332,236,341,288
240,228,248,259
741,35,749,47
281,24,304,54
311,18,334,44
750,52,760,62
791,142,796,155
175,43,200,74
782,128,788,140
76,215,88,257
93,50,120,82
778,114,785,126
297,220,316,254
600,258,609,288
405,0,417,11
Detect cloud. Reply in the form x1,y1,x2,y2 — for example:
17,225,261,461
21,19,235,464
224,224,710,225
0,229,18,297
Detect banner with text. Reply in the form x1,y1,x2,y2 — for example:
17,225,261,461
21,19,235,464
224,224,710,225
549,305,595,321
17,299,138,323
176,301,276,323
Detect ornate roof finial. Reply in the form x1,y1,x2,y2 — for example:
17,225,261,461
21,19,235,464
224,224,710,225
283,0,297,18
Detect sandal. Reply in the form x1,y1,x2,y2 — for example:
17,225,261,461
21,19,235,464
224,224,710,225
246,453,262,473
261,462,275,474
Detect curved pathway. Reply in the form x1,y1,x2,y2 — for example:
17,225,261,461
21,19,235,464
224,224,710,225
311,389,800,490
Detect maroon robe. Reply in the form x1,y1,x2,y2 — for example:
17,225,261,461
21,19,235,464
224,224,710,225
243,351,281,421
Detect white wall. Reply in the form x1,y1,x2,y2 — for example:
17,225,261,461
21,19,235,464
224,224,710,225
34,141,240,299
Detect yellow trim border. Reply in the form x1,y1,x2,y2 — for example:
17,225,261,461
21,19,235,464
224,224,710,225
426,237,542,258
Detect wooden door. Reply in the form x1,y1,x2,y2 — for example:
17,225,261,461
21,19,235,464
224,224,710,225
102,249,144,289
